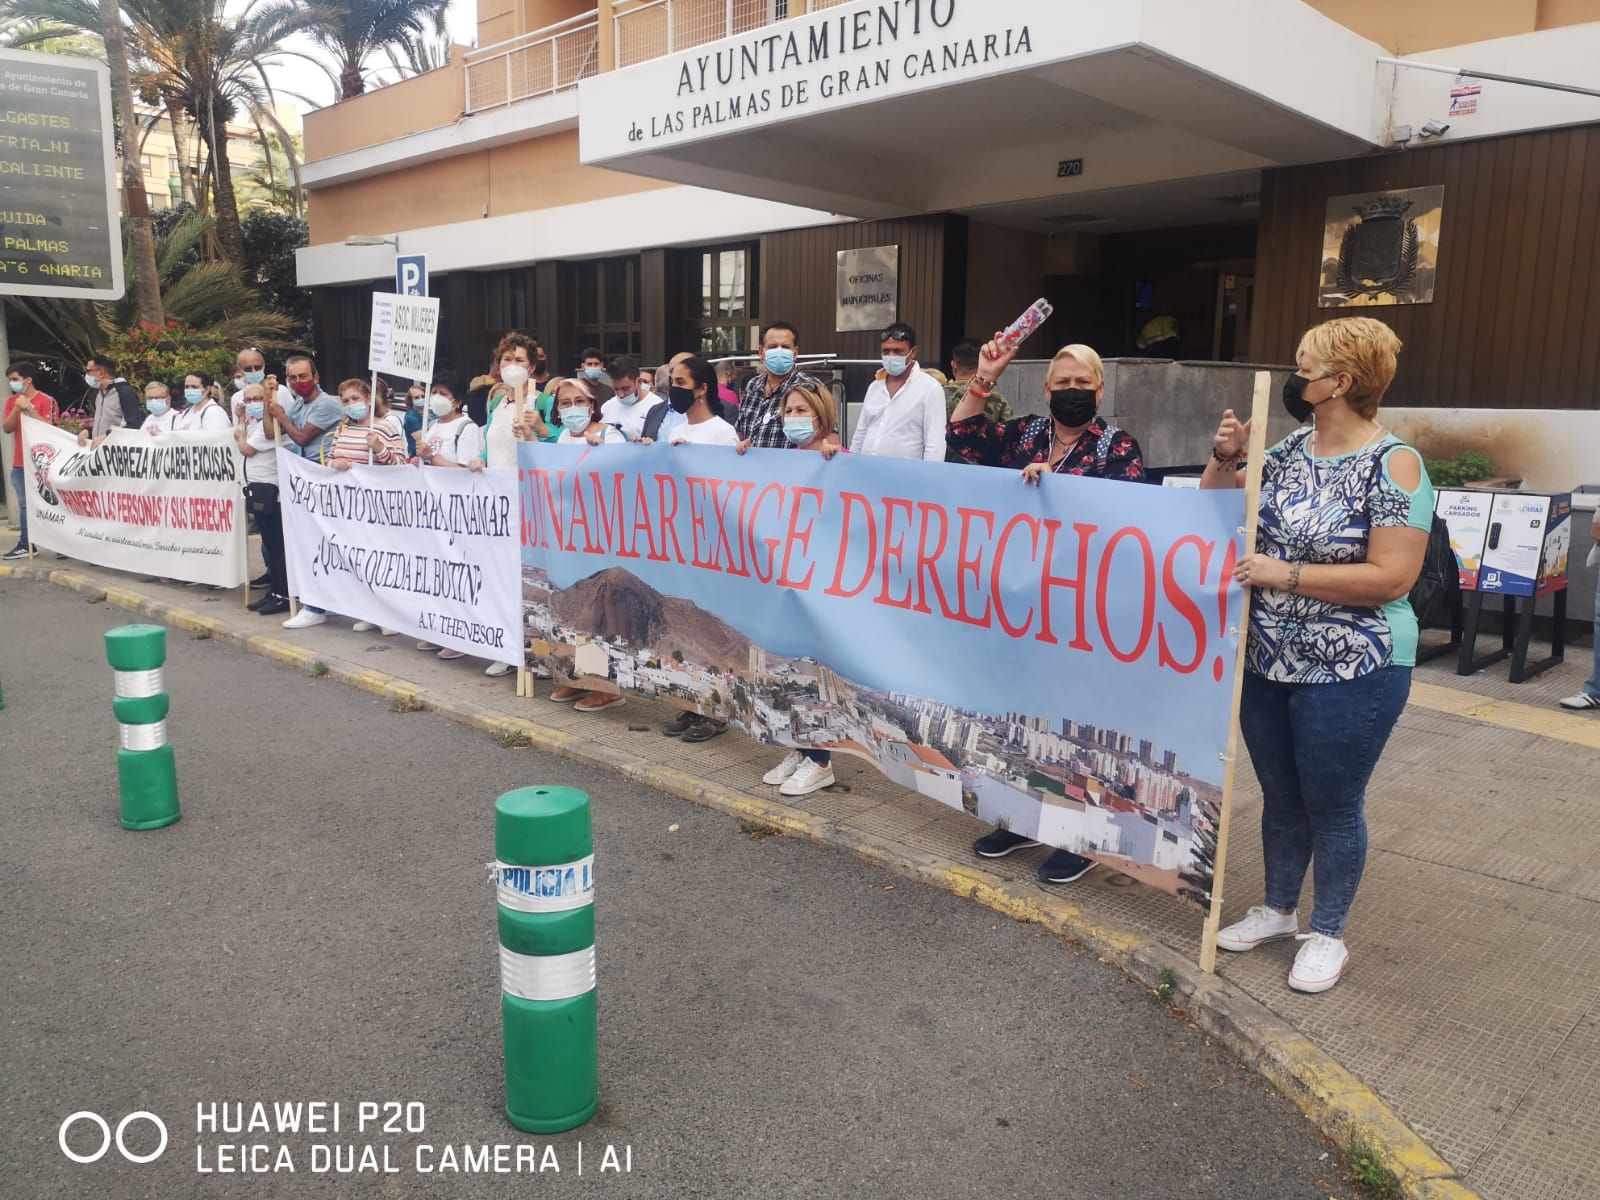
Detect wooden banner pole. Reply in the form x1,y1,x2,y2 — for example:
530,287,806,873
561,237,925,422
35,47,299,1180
1199,369,1272,975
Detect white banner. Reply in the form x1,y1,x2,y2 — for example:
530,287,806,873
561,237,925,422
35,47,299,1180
368,291,440,382
278,454,523,666
19,421,246,586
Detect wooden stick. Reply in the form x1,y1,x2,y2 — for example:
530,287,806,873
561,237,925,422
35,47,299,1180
368,372,378,466
1199,369,1272,975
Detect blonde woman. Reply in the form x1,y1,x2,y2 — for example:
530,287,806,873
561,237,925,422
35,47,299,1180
1202,316,1432,994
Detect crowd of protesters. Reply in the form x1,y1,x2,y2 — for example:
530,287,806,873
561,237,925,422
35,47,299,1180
4,313,1484,994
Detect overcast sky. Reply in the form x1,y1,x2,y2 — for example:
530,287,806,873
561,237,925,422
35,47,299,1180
263,0,478,117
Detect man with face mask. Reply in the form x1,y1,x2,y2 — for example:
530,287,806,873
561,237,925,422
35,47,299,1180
267,354,343,629
235,347,293,411
77,356,140,447
734,321,818,450
849,323,946,460
599,355,661,441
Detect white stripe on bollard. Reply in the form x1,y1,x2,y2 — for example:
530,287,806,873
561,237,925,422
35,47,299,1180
112,668,165,698
119,720,169,751
499,944,596,1002
494,856,595,913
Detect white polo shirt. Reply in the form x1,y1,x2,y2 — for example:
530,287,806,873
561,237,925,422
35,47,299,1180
850,365,946,460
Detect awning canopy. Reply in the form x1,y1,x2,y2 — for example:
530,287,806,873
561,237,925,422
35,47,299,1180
579,0,1388,220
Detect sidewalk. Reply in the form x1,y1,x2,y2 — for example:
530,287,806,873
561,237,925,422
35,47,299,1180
5,557,1597,1200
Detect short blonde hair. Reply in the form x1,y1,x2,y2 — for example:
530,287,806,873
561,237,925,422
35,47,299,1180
783,384,837,439
337,378,372,401
1049,343,1105,387
1295,317,1402,419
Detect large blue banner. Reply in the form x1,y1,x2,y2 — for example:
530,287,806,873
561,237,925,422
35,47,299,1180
519,442,1247,900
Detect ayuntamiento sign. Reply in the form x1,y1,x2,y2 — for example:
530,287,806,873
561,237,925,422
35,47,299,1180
0,48,123,301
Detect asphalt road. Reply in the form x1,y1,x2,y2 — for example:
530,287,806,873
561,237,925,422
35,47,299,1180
0,575,1356,1199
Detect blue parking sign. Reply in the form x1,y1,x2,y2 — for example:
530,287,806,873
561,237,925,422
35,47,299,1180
396,254,428,296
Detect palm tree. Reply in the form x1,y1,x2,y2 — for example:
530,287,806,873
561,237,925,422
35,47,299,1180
98,0,163,325
381,28,452,81
296,0,449,99
1,0,314,265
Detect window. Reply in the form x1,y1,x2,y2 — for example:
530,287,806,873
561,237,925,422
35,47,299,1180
687,243,758,357
139,154,153,172
573,255,642,362
145,191,169,211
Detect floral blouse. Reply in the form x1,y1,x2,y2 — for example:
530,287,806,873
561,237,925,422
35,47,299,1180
946,413,1146,481
1248,428,1435,684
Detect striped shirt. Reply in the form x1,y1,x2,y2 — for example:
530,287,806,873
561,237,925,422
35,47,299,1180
321,421,406,467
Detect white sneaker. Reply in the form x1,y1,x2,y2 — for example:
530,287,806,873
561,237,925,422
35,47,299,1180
484,661,512,677
282,610,327,629
1215,905,1299,952
1288,932,1349,993
779,758,834,796
351,621,375,633
1558,692,1600,711
763,750,804,786
380,628,398,637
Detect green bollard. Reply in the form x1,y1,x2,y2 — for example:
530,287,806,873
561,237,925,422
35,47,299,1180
494,786,597,1133
104,624,180,831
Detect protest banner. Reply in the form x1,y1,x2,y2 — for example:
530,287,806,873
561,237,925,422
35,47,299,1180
19,422,246,585
518,441,1249,903
279,455,523,666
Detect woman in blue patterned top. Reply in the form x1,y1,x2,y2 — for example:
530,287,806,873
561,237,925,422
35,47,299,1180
1200,317,1433,994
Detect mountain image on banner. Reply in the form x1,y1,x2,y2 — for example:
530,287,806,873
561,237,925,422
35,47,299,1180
550,567,753,674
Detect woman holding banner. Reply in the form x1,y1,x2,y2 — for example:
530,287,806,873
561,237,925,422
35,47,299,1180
954,339,1147,885
1202,316,1431,994
322,379,406,637
176,374,231,432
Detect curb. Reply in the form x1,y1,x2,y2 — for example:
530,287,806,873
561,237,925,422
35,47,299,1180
2,563,1480,1199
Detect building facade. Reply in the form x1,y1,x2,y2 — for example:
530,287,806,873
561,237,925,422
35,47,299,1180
297,0,1600,418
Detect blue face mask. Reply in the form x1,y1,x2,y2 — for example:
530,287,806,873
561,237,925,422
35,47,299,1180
184,387,204,405
9,380,23,394
783,416,815,445
344,402,369,422
881,354,909,377
617,388,639,406
410,393,426,410
764,348,795,376
582,366,605,381
559,407,591,433
243,369,266,386
84,372,97,388
244,401,264,420
147,398,169,416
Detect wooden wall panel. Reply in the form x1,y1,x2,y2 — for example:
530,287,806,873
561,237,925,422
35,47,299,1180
757,215,949,362
1250,124,1600,409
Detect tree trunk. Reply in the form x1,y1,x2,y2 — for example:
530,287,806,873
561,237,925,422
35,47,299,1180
98,0,163,326
164,95,196,205
340,61,366,99
202,93,247,265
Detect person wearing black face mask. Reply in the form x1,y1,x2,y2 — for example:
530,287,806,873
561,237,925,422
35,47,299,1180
951,338,1146,887
947,339,1146,489
1200,316,1433,995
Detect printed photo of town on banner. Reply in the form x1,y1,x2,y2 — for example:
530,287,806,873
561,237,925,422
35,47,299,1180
518,444,1242,903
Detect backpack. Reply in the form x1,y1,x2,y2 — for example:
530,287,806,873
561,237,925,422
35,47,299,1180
1409,513,1460,629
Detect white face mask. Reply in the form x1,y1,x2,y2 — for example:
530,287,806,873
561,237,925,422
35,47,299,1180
428,395,454,418
501,364,530,390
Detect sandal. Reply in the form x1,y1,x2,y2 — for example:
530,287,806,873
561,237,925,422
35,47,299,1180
574,692,625,712
548,686,585,703
681,719,727,743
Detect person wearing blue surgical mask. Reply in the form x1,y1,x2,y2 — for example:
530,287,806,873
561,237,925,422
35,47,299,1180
849,321,945,461
599,355,661,441
140,381,176,435
734,320,819,451
579,346,607,384
401,384,427,456
551,377,624,447
176,372,231,432
234,383,290,616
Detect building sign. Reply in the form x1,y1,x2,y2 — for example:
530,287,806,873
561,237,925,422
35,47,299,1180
395,253,427,297
1319,185,1443,307
836,245,898,332
1448,84,1480,117
0,48,123,301
1057,158,1083,178
578,0,1103,164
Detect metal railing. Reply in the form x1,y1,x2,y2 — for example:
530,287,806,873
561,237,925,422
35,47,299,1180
613,0,789,70
465,11,600,113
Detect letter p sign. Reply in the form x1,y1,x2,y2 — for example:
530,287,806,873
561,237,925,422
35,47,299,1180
396,254,428,297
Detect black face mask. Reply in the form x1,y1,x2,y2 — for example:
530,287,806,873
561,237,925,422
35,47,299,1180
535,359,549,377
1282,374,1339,424
1049,387,1097,428
668,385,697,414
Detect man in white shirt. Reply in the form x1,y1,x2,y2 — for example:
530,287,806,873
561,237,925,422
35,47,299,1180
850,322,946,461
600,355,661,441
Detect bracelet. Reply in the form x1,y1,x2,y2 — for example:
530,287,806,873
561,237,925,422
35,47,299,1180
1287,563,1303,592
1211,447,1239,466
972,373,997,390
967,384,992,400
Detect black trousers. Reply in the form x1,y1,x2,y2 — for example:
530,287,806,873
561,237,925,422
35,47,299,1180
246,483,288,598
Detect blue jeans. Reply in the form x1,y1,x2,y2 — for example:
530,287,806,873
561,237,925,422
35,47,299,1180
10,466,27,545
1239,666,1411,937
802,750,831,765
1585,577,1600,699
